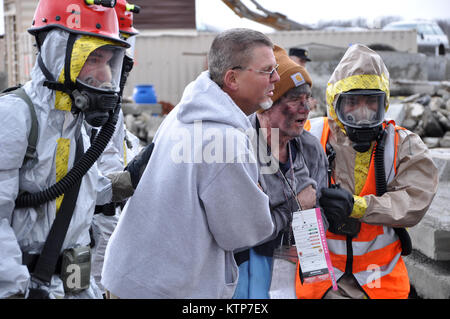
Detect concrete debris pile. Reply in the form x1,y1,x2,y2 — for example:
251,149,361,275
388,82,450,149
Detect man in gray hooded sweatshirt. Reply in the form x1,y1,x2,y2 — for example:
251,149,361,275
101,28,281,298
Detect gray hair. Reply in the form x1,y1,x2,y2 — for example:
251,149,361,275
208,28,273,87
281,83,311,101
269,84,312,110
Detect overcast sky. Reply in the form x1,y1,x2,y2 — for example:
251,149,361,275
196,0,450,32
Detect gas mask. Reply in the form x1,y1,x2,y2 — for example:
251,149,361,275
38,33,126,127
73,45,125,127
335,89,386,152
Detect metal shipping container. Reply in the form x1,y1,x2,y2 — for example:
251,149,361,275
124,29,416,105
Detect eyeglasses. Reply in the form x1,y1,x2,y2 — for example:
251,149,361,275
232,64,279,79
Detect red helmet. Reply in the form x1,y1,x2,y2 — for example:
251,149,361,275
28,0,128,47
115,0,140,36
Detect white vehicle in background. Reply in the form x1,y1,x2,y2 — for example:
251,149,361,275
383,20,449,55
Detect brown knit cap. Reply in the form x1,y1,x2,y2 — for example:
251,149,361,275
272,45,312,103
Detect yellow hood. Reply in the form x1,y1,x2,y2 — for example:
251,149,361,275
326,44,390,130
55,35,120,111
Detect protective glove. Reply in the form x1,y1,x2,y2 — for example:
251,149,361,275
125,142,154,189
319,186,359,236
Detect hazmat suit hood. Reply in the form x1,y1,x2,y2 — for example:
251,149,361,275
326,44,390,133
29,29,70,114
33,28,126,127
22,29,86,197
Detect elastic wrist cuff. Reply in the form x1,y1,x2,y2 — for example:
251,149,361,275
350,195,367,219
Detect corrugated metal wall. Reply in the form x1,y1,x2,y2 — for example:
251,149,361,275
3,0,37,86
123,29,417,105
123,32,212,104
131,0,196,30
268,29,417,54
2,0,416,101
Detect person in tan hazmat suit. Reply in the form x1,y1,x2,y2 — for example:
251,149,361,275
297,44,438,299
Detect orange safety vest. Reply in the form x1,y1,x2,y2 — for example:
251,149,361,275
297,117,410,299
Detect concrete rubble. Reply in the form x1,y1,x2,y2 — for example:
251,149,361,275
386,81,450,149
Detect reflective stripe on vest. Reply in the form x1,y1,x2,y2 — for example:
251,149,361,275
296,117,409,299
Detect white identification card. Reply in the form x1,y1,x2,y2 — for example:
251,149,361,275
292,208,337,290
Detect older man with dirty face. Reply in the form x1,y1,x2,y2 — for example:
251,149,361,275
233,45,329,299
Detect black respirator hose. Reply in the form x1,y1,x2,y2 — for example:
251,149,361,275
374,128,412,256
16,47,133,208
15,106,120,208
374,129,387,197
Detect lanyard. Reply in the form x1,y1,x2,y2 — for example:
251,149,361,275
255,115,302,212
277,142,304,247
278,142,303,212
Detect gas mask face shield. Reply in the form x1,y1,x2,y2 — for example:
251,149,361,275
335,89,386,152
74,45,126,127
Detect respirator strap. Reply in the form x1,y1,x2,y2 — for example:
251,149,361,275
37,53,72,94
38,53,68,93
64,34,77,92
37,33,78,96
37,53,55,82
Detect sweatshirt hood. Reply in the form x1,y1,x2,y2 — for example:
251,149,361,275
177,71,252,130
